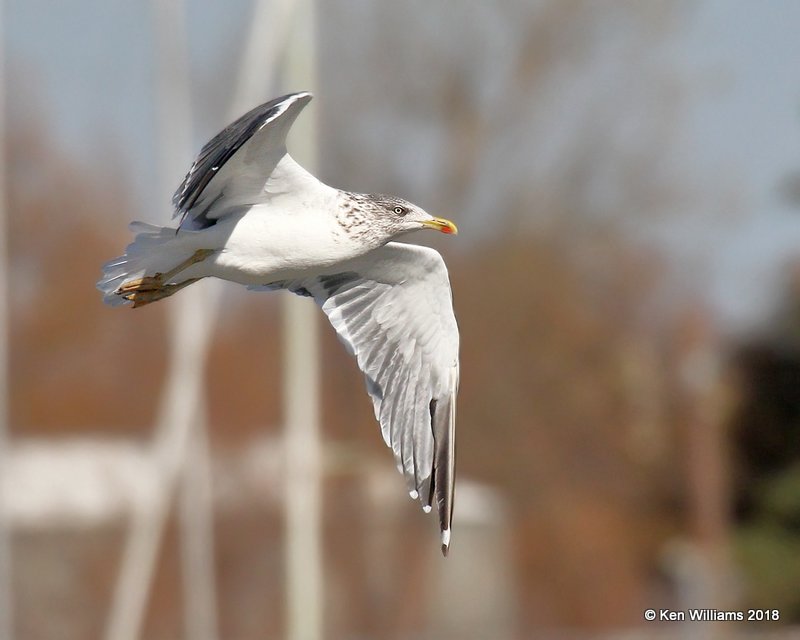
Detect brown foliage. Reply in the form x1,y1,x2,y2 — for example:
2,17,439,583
451,231,681,627
8,113,168,435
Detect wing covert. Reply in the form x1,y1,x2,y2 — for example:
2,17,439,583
174,91,313,229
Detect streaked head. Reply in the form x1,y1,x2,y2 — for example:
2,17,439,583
339,191,457,242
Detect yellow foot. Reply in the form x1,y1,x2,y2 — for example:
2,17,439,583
117,274,164,294
114,249,214,308
116,278,200,308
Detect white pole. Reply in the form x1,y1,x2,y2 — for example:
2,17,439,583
105,291,217,640
205,1,324,637
229,0,297,114
178,401,218,640
144,2,221,638
283,2,323,639
106,1,303,638
105,0,211,638
0,1,13,636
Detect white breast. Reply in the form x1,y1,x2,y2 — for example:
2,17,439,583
203,193,368,286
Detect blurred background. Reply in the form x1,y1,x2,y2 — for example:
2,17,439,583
3,0,800,638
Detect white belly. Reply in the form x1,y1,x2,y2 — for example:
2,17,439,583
195,203,365,286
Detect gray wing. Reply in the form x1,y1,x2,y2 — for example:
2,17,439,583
265,243,459,555
173,91,313,230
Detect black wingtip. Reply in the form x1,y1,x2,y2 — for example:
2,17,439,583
430,396,456,557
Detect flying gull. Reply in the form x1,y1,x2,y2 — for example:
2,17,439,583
97,92,460,555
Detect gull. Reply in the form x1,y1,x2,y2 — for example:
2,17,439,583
97,92,460,555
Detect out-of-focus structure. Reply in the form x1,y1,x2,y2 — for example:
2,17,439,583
0,0,13,637
107,1,327,639
4,1,800,639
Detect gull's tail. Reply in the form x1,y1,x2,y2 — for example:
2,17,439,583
97,222,198,307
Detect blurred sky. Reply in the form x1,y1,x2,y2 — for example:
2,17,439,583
5,0,800,331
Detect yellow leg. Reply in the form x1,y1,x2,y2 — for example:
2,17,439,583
120,278,201,308
115,249,213,307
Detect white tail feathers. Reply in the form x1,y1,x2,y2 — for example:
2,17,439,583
96,222,185,306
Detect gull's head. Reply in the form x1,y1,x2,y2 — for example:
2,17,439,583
340,192,457,242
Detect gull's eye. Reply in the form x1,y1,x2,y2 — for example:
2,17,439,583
394,206,407,216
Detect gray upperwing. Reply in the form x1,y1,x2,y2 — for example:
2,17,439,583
173,91,312,229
